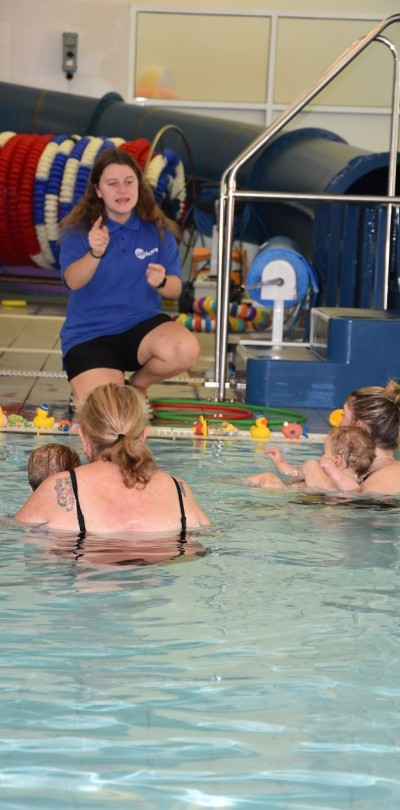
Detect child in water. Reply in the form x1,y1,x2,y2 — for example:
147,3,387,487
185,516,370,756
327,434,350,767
28,443,81,491
245,425,376,493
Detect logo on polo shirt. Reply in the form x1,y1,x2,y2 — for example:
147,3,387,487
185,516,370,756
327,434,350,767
135,247,159,260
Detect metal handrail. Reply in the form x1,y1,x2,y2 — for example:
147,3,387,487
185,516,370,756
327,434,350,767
214,13,400,401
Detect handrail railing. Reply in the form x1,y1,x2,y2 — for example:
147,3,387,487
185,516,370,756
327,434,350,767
214,13,400,401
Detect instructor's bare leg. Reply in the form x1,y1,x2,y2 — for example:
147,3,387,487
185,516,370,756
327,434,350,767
70,368,125,407
128,321,200,395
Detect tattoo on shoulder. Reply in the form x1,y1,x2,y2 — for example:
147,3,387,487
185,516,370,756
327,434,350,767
178,480,186,498
54,477,75,513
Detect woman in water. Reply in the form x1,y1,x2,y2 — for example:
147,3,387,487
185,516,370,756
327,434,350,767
16,383,210,536
338,380,400,493
289,380,400,494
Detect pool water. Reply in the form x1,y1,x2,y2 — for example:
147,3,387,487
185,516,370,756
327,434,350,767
1,432,400,809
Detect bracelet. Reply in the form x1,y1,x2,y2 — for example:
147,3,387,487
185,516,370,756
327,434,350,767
89,247,104,259
156,275,167,289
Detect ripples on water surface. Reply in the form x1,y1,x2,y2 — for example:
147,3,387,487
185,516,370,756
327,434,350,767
1,432,400,809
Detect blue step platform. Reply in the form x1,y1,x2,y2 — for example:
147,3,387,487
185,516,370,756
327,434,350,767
241,308,400,409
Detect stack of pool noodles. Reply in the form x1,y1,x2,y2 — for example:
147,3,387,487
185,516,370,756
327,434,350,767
0,132,187,269
172,296,271,333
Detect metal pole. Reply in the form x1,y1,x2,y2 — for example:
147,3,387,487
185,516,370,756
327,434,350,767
376,36,400,309
214,186,226,390
216,186,236,401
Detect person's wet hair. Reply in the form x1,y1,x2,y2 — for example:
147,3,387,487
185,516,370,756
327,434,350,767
28,443,81,491
76,383,157,488
346,379,400,450
327,425,375,476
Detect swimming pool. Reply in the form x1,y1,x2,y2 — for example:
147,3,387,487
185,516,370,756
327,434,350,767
1,432,400,809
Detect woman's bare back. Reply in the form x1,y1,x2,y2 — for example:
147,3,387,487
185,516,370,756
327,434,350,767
16,462,210,534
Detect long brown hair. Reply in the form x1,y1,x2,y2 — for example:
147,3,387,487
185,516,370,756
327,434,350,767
76,383,157,488
60,147,180,238
346,379,400,450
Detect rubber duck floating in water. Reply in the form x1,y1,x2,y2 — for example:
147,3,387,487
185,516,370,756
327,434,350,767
250,417,271,439
33,404,55,430
193,415,208,436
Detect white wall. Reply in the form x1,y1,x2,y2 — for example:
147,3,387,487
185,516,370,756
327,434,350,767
0,0,132,98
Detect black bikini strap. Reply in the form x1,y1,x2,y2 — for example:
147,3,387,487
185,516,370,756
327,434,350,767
73,535,85,561
69,468,86,539
171,476,187,541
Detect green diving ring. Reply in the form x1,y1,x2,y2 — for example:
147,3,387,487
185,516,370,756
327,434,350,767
150,398,306,429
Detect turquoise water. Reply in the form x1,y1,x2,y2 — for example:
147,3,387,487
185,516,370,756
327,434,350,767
1,432,400,809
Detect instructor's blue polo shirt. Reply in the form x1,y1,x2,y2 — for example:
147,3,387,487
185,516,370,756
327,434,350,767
59,212,181,357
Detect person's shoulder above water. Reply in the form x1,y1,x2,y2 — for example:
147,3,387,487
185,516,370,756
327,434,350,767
16,469,73,526
360,460,400,494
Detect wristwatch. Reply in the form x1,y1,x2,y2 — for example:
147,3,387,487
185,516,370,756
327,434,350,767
156,275,167,289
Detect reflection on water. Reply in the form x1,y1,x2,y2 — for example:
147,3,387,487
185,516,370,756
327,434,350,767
13,525,210,596
23,523,208,565
293,491,400,510
1,433,400,808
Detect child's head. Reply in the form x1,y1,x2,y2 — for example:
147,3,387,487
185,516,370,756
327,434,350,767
324,426,376,477
28,443,81,491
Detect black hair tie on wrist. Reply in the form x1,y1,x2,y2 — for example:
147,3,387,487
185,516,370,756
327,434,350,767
89,247,104,259
156,275,167,289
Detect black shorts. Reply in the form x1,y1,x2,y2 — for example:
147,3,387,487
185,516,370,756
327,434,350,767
63,314,171,381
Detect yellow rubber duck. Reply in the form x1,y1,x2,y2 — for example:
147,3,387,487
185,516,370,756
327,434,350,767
329,408,344,427
250,416,271,439
0,406,8,428
33,403,55,430
193,415,208,436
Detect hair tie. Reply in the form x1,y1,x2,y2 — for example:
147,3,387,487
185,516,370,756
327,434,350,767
113,433,125,445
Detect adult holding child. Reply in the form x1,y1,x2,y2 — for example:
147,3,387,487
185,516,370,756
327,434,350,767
338,380,400,493
301,380,400,494
16,383,210,536
59,147,200,413
245,380,400,495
